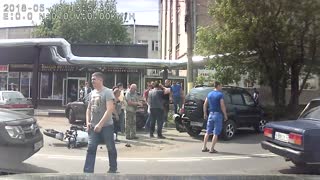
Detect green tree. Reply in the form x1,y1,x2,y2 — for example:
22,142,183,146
196,0,320,115
33,0,130,44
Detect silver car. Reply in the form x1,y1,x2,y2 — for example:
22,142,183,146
0,91,34,116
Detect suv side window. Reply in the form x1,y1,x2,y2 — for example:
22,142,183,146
231,94,244,105
223,93,231,104
242,93,255,106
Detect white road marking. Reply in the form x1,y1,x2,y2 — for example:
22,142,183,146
157,159,202,162
34,153,278,162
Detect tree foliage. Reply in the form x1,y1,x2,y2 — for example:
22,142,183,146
33,0,130,44
196,0,320,113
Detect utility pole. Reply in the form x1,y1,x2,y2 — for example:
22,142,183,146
185,0,193,92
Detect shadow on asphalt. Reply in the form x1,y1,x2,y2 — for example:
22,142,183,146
187,129,264,145
3,163,58,174
279,165,320,175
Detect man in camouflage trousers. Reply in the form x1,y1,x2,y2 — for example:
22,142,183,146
125,84,142,140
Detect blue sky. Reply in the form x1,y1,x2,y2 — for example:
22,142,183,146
0,0,159,27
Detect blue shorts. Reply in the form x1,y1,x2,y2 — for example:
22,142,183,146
206,112,223,135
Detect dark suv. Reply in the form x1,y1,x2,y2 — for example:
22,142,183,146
177,86,267,140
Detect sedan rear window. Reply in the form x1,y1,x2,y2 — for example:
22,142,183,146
301,106,320,120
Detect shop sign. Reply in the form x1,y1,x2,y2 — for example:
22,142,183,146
0,65,8,72
9,64,33,72
101,68,138,73
41,65,78,72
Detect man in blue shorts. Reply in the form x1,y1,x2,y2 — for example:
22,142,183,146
202,82,228,153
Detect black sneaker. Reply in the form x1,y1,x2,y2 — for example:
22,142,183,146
150,134,155,138
107,169,118,173
158,135,166,139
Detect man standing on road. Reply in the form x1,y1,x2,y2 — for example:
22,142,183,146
148,82,170,139
83,72,117,173
125,84,142,140
171,81,183,114
202,82,228,153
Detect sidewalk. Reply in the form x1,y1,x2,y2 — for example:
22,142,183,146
34,106,65,117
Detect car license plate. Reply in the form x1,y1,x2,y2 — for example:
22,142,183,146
34,140,43,151
190,121,203,127
275,132,289,143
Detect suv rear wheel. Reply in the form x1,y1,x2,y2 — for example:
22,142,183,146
222,120,236,141
254,119,268,133
185,124,202,137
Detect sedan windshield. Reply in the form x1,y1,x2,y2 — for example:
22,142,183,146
301,106,320,120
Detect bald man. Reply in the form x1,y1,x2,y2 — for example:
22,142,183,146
125,84,142,140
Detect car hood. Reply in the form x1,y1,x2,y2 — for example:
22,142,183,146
267,119,320,133
0,108,31,122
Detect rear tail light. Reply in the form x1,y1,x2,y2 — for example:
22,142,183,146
289,133,303,145
264,127,273,138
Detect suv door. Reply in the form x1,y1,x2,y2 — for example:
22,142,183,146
241,92,261,125
230,93,250,125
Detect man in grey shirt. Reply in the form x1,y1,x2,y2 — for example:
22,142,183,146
148,82,170,139
125,84,142,140
83,72,117,174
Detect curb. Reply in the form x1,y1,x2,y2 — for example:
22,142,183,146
34,110,65,117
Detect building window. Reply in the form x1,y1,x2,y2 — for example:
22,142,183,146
176,4,180,46
53,72,66,100
8,72,19,91
104,72,115,89
152,40,159,51
137,40,148,45
40,72,53,99
20,72,32,98
0,72,7,90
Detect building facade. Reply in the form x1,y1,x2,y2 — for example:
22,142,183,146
160,0,211,61
125,24,160,59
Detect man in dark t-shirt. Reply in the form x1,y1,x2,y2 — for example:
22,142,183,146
148,82,170,139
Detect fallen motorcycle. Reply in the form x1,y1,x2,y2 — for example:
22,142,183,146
43,125,88,149
173,113,187,133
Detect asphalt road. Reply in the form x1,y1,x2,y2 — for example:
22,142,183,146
3,116,320,175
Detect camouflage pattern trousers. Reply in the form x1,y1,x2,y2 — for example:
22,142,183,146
125,111,136,139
